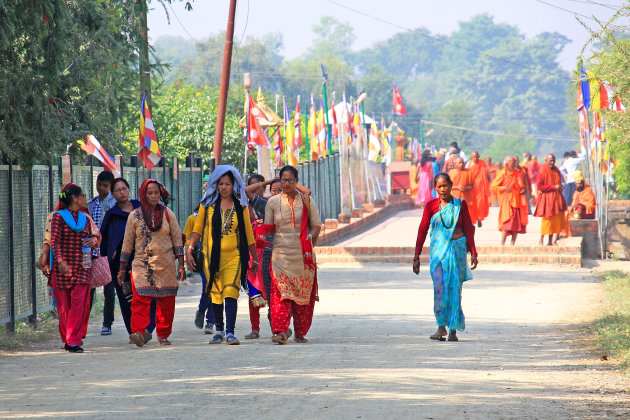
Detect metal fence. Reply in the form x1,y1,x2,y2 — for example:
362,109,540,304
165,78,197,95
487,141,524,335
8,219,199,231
0,155,203,329
296,153,341,222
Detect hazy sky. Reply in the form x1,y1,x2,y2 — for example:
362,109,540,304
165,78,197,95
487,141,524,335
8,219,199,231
148,0,624,70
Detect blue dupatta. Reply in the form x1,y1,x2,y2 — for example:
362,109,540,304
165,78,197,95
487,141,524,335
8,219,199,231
49,209,88,270
429,198,472,331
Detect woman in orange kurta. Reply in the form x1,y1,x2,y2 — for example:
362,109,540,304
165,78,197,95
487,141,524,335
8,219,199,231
534,154,567,246
449,158,477,223
409,160,419,198
490,157,528,246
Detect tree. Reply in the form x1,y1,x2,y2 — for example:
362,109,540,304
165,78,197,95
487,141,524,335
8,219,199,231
430,99,477,150
482,123,536,162
0,0,142,165
578,6,630,197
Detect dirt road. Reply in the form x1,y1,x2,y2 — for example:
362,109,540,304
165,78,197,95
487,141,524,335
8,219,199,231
1,263,628,419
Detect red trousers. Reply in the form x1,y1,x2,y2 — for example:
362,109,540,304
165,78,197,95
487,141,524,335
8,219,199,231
53,283,90,346
248,299,272,332
270,277,316,337
130,279,175,339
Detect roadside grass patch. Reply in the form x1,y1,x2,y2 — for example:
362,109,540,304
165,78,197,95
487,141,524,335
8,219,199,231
592,270,630,370
0,291,104,352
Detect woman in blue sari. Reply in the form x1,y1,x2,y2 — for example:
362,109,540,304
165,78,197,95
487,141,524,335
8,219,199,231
413,173,478,342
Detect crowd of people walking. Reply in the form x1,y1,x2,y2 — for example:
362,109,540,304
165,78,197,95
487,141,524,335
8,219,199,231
36,164,322,352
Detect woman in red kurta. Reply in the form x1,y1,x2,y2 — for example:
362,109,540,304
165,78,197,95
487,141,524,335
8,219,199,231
50,184,100,353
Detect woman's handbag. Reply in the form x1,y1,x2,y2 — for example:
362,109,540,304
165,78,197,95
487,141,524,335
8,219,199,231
90,251,112,288
190,209,206,273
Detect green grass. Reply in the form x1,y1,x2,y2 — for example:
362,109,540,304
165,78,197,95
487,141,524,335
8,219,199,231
592,270,630,370
0,291,105,352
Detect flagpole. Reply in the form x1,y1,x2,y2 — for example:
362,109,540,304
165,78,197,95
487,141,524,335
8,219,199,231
321,65,332,155
244,89,249,174
304,104,309,162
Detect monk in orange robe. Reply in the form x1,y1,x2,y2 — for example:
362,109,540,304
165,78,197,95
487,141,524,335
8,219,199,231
486,156,498,205
466,151,490,227
490,157,528,245
569,170,596,219
449,157,477,222
534,154,567,246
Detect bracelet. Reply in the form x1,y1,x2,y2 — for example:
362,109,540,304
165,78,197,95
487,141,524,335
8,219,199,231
252,261,259,265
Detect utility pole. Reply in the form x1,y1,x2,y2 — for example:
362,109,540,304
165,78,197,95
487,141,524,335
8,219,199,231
138,0,151,102
213,0,238,166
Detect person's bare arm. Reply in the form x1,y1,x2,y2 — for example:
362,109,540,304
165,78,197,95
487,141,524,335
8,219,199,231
296,184,311,196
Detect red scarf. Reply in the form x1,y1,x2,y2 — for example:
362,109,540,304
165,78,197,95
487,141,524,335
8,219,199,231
300,195,316,271
138,179,171,232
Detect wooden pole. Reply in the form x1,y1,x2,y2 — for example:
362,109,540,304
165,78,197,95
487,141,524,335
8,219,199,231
213,0,238,165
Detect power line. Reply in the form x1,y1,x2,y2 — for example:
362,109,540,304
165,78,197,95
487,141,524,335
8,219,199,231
323,0,569,77
532,0,599,19
560,0,620,10
420,119,577,142
168,3,202,45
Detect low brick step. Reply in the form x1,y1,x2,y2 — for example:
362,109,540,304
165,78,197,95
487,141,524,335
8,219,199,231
315,244,582,266
315,245,581,256
316,253,581,266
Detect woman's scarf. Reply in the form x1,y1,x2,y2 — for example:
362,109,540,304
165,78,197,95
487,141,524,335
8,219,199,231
300,195,316,271
56,209,87,233
138,179,170,232
199,165,248,208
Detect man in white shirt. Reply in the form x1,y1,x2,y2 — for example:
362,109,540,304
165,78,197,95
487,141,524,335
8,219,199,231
559,150,585,206
444,141,467,162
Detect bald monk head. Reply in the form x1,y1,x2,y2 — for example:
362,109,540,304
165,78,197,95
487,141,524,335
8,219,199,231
455,157,465,169
545,154,556,168
523,152,532,162
470,151,480,163
485,156,492,165
503,156,515,170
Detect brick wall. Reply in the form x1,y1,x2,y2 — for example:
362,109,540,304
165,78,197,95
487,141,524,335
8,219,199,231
568,219,600,258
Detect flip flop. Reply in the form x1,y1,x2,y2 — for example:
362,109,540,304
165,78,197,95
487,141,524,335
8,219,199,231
271,332,287,345
430,332,447,341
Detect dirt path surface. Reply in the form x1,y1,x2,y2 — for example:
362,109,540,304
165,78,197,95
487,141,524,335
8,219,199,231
1,263,629,419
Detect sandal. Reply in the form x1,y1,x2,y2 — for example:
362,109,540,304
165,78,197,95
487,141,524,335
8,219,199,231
226,333,240,345
129,333,145,347
447,332,458,342
209,333,226,344
244,331,260,339
430,328,447,341
294,334,308,343
271,332,287,345
143,332,153,345
158,337,171,346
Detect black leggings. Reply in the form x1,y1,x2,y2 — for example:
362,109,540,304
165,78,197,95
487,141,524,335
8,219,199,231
212,298,238,334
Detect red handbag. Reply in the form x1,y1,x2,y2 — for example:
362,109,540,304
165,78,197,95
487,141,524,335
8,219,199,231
90,250,112,288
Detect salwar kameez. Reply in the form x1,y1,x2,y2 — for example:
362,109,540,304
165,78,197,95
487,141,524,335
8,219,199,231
264,193,322,336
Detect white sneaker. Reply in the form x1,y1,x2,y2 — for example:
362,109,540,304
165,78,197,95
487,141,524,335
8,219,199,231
204,323,214,334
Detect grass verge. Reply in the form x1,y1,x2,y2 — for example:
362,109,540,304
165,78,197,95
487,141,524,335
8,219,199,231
0,291,105,353
592,270,630,370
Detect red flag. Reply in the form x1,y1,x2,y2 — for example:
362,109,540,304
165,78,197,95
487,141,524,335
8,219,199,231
331,96,338,138
393,85,408,115
273,128,283,166
247,95,271,148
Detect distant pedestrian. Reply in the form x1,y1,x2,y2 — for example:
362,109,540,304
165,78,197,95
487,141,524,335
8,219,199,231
415,150,434,206
119,179,185,347
535,154,568,246
50,183,100,353
413,173,478,342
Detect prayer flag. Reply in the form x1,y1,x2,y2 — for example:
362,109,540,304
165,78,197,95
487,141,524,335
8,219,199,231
78,134,121,177
293,96,302,148
138,93,162,170
368,115,381,161
248,95,272,149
